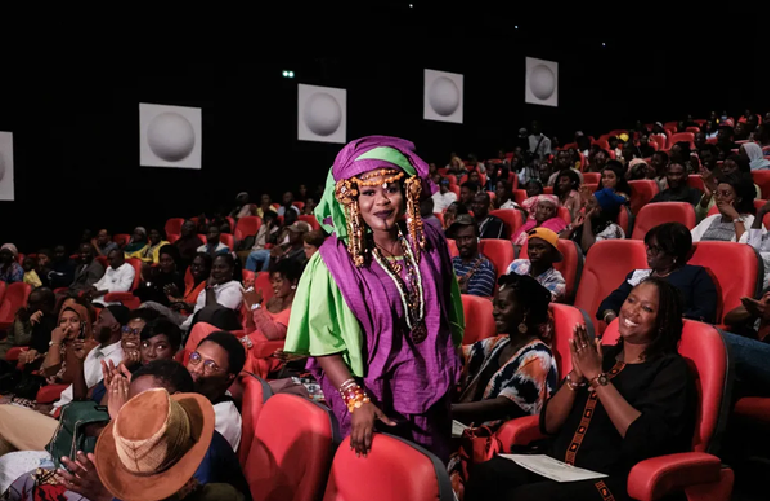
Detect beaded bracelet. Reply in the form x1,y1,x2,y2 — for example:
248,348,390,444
339,381,370,414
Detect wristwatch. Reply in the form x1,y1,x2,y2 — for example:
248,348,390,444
589,373,609,389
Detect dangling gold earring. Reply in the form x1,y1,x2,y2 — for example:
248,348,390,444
404,177,425,263
336,179,365,267
518,314,528,334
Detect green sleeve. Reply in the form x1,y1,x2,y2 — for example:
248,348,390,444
284,252,365,377
448,272,465,347
695,197,714,223
756,183,762,200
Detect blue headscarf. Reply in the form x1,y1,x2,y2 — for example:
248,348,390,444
594,188,627,211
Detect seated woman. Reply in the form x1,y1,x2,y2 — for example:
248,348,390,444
181,254,243,332
562,188,626,254
443,201,469,231
690,173,756,243
598,222,718,325
553,169,582,222
598,160,632,199
133,228,171,264
448,274,557,500
242,258,302,341
134,245,185,307
465,278,696,501
513,195,567,247
493,180,518,209
696,154,760,222
507,228,566,301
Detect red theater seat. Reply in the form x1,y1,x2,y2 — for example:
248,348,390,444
519,238,583,302
245,394,338,501
489,209,523,239
102,258,142,310
238,374,273,466
237,216,262,238
631,202,697,240
477,239,514,279
323,434,453,501
628,180,660,215
574,240,648,337
460,294,495,344
164,218,184,237
447,239,459,258
0,282,31,330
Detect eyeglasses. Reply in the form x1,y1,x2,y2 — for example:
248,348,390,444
188,351,224,374
122,326,142,336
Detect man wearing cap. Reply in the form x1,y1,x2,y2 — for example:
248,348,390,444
449,215,496,298
506,228,566,301
432,177,457,212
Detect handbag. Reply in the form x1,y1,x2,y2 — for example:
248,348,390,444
46,400,110,468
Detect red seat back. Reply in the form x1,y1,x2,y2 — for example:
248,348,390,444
254,271,274,302
125,258,142,290
628,180,660,215
323,434,453,501
601,319,728,453
220,233,235,250
446,239,459,258
238,374,273,466
687,175,705,192
164,218,185,237
477,239,514,279
549,303,587,376
687,242,762,324
298,214,320,230
460,294,496,344
631,202,697,240
246,394,338,501
489,209,523,239
520,239,584,301
113,233,131,246
574,240,648,336
752,171,770,199
0,281,32,324
236,216,262,238
582,172,601,185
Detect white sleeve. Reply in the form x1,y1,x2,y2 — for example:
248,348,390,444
214,401,242,452
115,264,135,292
747,228,768,251
690,215,713,243
94,272,108,291
217,283,243,309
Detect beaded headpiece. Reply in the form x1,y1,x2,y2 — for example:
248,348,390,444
315,136,434,267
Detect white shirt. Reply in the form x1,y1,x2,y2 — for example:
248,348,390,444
181,280,243,329
94,263,134,293
277,205,300,217
529,134,552,159
432,191,457,212
196,242,229,254
214,400,242,451
53,341,124,411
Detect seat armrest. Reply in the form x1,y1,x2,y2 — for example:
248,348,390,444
496,415,545,452
627,452,722,501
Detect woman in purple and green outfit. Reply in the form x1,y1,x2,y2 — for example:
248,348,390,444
284,136,464,463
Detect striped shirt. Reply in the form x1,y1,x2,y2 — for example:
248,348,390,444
453,254,496,297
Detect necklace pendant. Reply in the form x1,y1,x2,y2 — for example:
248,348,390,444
411,321,428,344
392,262,403,274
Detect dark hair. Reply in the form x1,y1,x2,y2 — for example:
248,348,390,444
447,202,469,215
633,277,684,360
129,307,162,324
132,360,194,393
602,160,632,197
652,150,670,164
644,222,692,265
526,179,544,195
194,252,213,271
198,331,246,376
140,318,183,352
496,274,551,336
725,153,750,174
553,169,580,200
159,244,179,263
269,257,304,284
213,253,235,269
697,144,717,158
461,182,478,193
105,305,131,326
303,229,326,248
717,173,756,215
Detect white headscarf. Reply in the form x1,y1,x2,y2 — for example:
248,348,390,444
744,142,770,170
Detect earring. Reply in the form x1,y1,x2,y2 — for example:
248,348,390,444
291,285,297,290
518,322,528,334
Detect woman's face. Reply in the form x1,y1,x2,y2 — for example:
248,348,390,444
59,310,82,339
141,334,173,364
494,181,506,201
190,256,207,281
595,151,607,166
721,159,738,176
618,282,659,343
645,237,677,272
159,253,175,274
493,288,524,335
715,183,736,210
357,173,403,232
304,242,318,260
601,169,617,190
534,201,556,223
271,271,293,298
526,182,542,198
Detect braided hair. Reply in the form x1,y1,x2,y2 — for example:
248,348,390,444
497,274,551,339
622,277,684,360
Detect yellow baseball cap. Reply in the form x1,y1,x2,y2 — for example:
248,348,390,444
527,227,562,262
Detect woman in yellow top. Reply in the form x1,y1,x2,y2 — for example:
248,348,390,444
126,228,170,264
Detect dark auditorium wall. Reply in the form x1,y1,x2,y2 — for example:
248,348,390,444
1,17,766,252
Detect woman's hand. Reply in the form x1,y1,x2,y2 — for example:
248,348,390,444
59,452,113,501
107,374,130,420
18,349,38,365
50,326,68,344
241,286,264,309
30,310,43,325
164,283,181,298
571,325,603,381
717,200,740,220
349,401,396,457
123,348,142,367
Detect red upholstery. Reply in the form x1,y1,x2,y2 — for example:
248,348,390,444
103,258,142,310
512,189,527,205
628,180,660,215
446,239,459,258
489,209,523,239
0,282,32,330
220,233,235,250
547,303,586,376
164,218,184,236
238,374,273,465
574,240,647,337
670,132,695,144
687,241,761,324
36,384,68,404
519,239,583,301
323,434,453,501
254,271,274,302
733,396,770,424
706,200,770,228
630,202,697,240
752,171,770,199
237,216,262,238
167,233,180,244
687,175,705,192
113,233,131,246
477,239,514,279
5,346,29,362
245,394,337,501
298,214,320,230
95,255,109,269
460,294,495,344
582,172,601,185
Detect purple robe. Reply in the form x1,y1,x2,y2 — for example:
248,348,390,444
311,221,460,462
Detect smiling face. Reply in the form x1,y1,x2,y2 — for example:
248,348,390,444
617,282,659,343
357,171,404,232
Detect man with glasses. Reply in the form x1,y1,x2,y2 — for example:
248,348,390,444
187,331,245,451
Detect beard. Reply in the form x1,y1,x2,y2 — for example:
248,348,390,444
193,375,230,402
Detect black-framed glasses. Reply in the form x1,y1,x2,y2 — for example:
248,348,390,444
122,326,141,336
188,351,223,374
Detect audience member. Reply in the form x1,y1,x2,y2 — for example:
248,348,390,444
507,228,566,301
449,215,496,297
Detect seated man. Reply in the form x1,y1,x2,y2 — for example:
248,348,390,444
68,242,105,295
449,215,496,297
507,228,566,301
88,249,135,307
